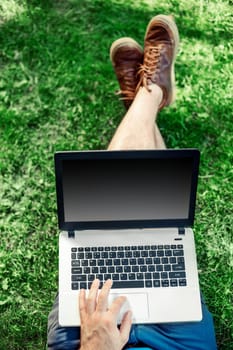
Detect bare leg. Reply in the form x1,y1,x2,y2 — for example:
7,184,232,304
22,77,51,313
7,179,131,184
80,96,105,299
108,84,166,150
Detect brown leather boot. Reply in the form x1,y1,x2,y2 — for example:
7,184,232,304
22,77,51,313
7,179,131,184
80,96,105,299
110,37,143,109
138,15,180,110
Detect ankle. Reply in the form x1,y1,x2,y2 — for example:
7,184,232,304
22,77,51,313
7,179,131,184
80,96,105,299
148,84,163,106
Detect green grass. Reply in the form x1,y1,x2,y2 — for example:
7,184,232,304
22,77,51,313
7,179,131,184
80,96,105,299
0,0,232,349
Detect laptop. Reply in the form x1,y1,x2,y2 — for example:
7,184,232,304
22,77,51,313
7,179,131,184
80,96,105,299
54,149,202,326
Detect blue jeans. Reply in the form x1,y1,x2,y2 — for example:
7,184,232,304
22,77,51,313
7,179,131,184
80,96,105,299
47,294,217,350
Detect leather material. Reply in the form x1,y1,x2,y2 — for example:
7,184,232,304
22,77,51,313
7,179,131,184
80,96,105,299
139,16,179,110
111,39,143,109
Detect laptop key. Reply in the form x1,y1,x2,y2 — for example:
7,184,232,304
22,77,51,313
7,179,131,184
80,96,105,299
149,251,156,257
80,282,87,289
90,259,97,266
88,274,95,281
108,266,115,273
156,265,163,272
172,264,185,271
173,249,184,256
170,279,178,287
104,274,111,281
141,251,148,257
165,250,172,257
112,281,144,289
72,275,87,282
117,252,124,258
71,260,80,266
145,280,153,288
153,280,160,287
100,266,107,273
96,274,104,281
91,267,98,273
112,274,120,280
153,272,160,279
145,272,152,280
157,250,164,257
113,259,121,265
130,258,137,265
120,273,128,280
169,271,186,279
177,257,185,263
140,265,147,272
164,264,171,271
148,265,155,272
154,258,161,264
162,280,169,287
124,266,131,273
93,252,100,259
137,258,145,265
169,257,176,264
72,267,82,274
179,279,187,286
97,259,105,266
132,266,139,272
136,273,144,280
116,266,123,273
122,259,129,265
129,273,136,280
72,283,79,290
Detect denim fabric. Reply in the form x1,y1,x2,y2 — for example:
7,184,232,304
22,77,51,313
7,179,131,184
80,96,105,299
47,294,217,350
47,295,80,350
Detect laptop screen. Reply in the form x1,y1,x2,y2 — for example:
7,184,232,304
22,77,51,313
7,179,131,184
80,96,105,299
55,150,199,230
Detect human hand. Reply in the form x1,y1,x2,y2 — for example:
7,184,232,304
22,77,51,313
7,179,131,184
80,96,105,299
79,279,132,350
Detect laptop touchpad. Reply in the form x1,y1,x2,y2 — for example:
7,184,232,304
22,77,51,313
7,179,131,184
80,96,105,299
109,293,149,323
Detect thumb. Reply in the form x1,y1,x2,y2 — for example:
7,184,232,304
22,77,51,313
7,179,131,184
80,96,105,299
119,310,132,347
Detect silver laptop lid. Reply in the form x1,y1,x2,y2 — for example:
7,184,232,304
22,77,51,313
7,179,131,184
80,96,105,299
54,149,200,231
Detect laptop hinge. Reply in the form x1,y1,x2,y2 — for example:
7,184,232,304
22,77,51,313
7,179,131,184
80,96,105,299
178,227,185,235
68,230,75,238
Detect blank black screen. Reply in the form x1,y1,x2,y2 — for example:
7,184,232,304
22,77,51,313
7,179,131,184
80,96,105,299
62,158,193,222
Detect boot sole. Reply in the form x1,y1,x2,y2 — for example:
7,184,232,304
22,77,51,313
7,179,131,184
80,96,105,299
144,14,180,106
110,37,143,64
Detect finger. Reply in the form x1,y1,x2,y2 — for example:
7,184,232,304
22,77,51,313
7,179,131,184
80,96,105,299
119,310,132,346
86,279,100,314
96,279,113,312
108,295,127,320
79,289,87,322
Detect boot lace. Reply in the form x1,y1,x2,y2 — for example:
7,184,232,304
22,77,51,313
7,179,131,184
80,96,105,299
137,44,163,92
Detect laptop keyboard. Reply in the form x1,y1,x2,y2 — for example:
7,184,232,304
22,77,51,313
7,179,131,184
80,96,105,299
71,244,186,290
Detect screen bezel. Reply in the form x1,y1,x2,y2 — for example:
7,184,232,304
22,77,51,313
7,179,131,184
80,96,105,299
54,149,200,231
